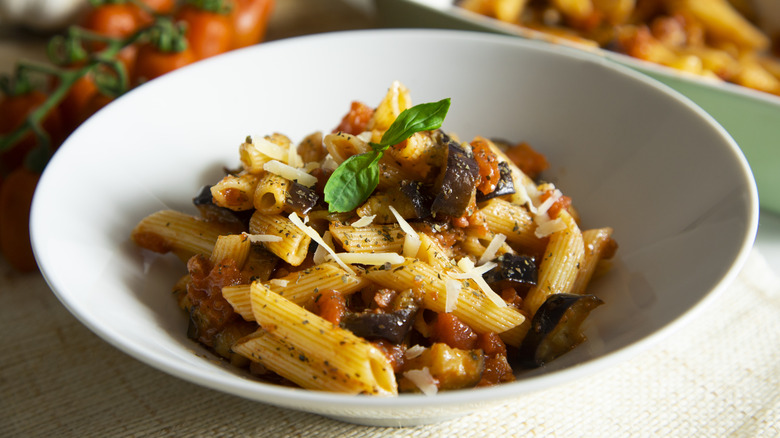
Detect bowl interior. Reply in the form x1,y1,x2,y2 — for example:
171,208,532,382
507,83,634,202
30,29,757,425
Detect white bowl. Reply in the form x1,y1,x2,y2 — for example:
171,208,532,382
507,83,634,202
30,29,758,427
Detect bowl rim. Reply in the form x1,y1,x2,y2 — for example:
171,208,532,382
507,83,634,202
31,28,760,411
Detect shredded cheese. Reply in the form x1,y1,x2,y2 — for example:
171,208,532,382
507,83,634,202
243,233,283,243
477,233,506,266
535,188,561,218
444,278,462,313
333,252,404,266
313,231,333,265
403,367,438,396
263,160,317,187
287,140,304,168
452,258,506,308
388,205,421,258
269,279,289,287
534,216,566,238
252,137,288,162
351,215,376,228
288,212,355,275
405,345,425,360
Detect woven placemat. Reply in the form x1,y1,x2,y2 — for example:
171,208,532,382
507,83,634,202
1,248,778,437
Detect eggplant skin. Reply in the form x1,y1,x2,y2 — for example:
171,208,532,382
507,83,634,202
340,307,417,344
431,141,479,218
516,293,603,368
482,253,537,287
285,181,319,215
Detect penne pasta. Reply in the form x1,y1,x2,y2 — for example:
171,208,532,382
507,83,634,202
328,221,404,254
232,282,397,395
523,210,585,315
131,210,234,261
249,211,311,266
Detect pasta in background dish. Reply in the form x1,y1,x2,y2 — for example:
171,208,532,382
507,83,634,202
130,82,617,395
457,0,780,96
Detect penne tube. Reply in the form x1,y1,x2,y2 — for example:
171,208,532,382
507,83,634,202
570,227,616,295
131,210,234,261
479,198,546,254
249,211,311,266
523,210,585,316
253,173,290,215
232,282,397,395
211,172,261,211
329,222,404,253
210,234,251,267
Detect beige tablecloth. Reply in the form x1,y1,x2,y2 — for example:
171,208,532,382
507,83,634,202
1,247,778,437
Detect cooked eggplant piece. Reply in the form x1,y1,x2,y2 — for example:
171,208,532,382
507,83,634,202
192,185,251,230
399,180,434,218
340,307,418,344
285,181,319,215
482,253,537,288
431,140,479,217
400,343,485,392
516,293,603,368
476,161,515,202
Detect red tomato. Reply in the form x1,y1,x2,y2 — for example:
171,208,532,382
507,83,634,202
80,3,142,77
58,73,99,134
175,3,233,60
133,43,197,85
0,168,40,272
0,91,64,174
229,0,275,49
133,0,177,25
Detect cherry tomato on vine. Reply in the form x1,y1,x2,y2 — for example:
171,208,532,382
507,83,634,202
133,0,178,26
133,43,197,85
0,167,40,272
229,0,275,49
0,91,64,174
175,1,233,60
80,3,142,77
57,73,99,134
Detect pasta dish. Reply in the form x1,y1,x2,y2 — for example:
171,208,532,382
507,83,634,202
130,82,617,395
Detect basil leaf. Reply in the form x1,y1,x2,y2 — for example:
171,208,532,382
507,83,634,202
324,151,381,213
324,97,451,213
379,98,451,147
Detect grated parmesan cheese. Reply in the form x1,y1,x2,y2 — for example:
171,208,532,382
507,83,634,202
288,212,355,275
534,216,566,238
269,279,289,287
403,367,438,396
535,188,561,218
444,278,461,313
388,205,421,258
313,231,333,265
452,258,506,308
333,252,404,266
405,345,425,360
243,233,283,243
351,215,376,228
252,137,288,162
287,140,304,168
263,160,317,187
477,233,506,266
